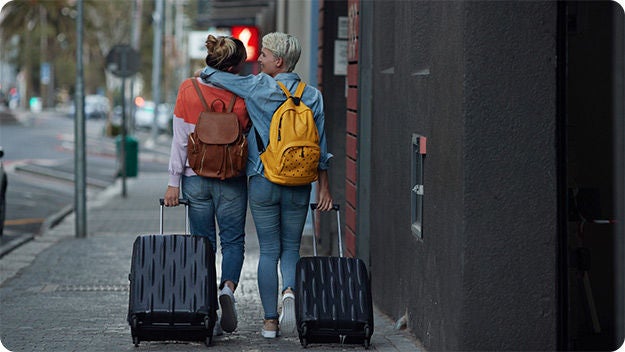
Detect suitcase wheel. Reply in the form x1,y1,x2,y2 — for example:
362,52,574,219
204,316,213,346
299,323,308,348
130,316,138,329
363,324,371,349
132,335,139,347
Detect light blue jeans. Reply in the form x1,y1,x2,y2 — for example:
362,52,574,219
248,175,311,320
182,175,247,288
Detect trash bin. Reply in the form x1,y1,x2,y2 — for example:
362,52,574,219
116,135,138,177
29,97,42,113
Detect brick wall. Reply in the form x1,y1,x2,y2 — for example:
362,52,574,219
345,0,359,256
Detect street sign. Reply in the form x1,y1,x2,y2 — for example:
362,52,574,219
40,62,51,84
106,45,140,78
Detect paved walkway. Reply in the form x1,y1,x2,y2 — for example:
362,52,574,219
0,172,422,352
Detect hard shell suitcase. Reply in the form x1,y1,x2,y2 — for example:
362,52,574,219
127,199,218,347
295,204,374,348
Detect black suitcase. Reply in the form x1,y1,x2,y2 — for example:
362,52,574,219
127,199,218,347
295,203,374,348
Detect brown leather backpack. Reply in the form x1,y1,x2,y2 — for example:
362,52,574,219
187,79,247,180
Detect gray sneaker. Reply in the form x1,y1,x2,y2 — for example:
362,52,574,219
213,319,224,336
219,286,238,333
279,292,296,336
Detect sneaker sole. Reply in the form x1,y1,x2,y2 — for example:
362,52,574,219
261,329,279,338
213,323,224,337
279,296,296,336
219,294,237,333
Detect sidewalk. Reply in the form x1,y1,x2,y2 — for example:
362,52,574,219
0,171,422,352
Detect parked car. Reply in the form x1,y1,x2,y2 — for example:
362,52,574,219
134,101,172,132
0,147,6,236
68,94,111,119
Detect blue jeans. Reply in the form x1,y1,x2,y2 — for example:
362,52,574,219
182,175,247,288
248,175,311,320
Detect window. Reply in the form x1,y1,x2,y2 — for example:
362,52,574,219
411,134,426,239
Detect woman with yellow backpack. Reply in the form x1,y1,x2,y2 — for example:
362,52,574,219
200,32,334,339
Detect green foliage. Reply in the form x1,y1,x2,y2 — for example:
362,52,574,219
0,0,151,102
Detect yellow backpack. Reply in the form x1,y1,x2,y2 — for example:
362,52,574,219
256,81,320,186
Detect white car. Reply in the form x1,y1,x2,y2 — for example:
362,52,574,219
68,94,110,119
134,101,172,131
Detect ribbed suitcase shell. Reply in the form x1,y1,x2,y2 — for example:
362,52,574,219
127,234,217,346
295,205,374,348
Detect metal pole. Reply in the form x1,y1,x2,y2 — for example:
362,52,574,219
121,75,127,198
151,0,164,142
75,0,87,238
129,0,142,135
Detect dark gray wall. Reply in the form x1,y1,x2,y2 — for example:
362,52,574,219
461,2,558,350
366,1,558,350
368,1,466,350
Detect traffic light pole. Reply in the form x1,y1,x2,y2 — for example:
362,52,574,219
74,0,87,238
121,75,127,198
151,0,164,142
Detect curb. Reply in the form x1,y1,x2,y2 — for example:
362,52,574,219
0,234,34,259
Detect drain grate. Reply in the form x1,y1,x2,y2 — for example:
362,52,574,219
56,284,129,292
36,284,129,292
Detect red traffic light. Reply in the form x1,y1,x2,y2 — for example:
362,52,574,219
231,26,259,62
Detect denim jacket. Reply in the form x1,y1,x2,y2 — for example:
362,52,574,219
200,67,332,177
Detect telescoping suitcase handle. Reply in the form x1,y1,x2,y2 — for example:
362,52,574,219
158,198,189,235
309,203,342,257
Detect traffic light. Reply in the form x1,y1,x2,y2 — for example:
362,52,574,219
231,26,259,62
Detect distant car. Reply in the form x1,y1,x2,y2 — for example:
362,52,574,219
68,94,110,119
0,147,6,236
134,101,172,132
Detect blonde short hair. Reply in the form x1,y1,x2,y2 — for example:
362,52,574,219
261,32,301,72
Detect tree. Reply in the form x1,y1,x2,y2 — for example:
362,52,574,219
1,0,196,110
0,0,134,107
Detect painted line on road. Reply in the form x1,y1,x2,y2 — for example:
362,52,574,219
4,218,45,226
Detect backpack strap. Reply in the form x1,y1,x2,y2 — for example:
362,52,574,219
293,82,306,99
276,81,292,98
225,95,236,113
191,78,211,111
254,126,265,154
192,78,237,113
277,81,306,105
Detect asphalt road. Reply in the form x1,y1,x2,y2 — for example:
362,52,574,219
0,108,171,255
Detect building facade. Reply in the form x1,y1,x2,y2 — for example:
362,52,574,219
317,1,624,351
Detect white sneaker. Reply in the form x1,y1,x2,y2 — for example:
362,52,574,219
218,286,237,333
279,292,296,336
213,319,224,336
261,319,279,338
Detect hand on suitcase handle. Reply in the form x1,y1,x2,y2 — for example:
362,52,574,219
310,203,340,211
159,198,189,206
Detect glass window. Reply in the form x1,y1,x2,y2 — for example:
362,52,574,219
411,134,426,239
